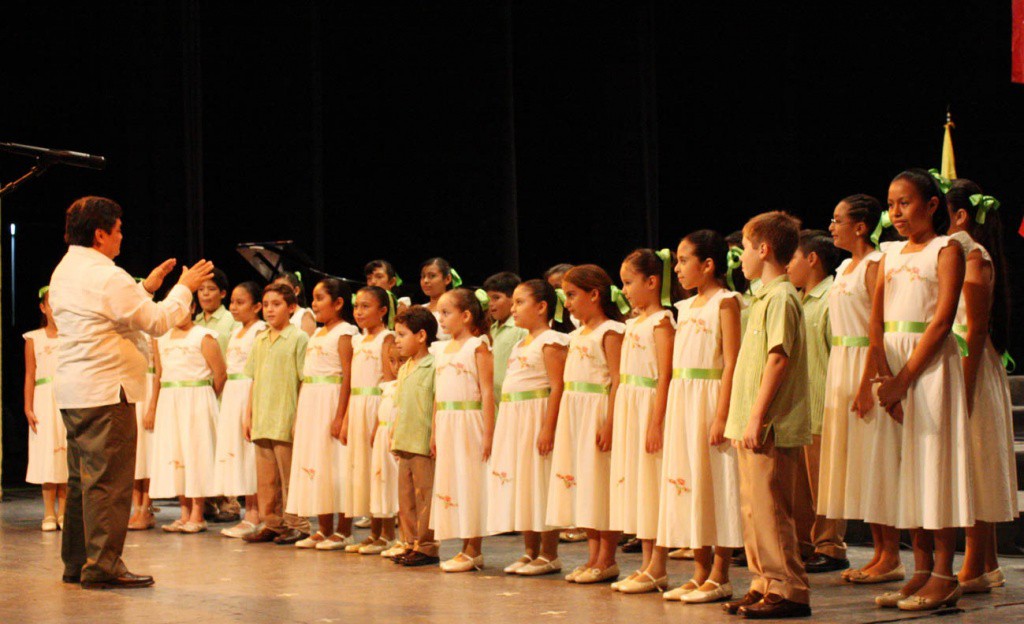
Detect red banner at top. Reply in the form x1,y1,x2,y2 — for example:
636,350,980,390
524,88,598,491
1014,0,1024,83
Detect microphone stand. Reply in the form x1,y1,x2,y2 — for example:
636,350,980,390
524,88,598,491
0,158,55,198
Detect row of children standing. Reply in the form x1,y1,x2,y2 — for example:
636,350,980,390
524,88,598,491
24,167,1017,620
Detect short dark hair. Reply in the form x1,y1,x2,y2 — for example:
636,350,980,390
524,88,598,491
395,305,438,345
543,263,574,281
364,259,397,280
482,271,521,296
209,268,230,294
743,211,802,265
263,282,297,306
798,229,843,276
65,196,122,247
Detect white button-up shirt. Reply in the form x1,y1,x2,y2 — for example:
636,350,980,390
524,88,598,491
49,245,192,409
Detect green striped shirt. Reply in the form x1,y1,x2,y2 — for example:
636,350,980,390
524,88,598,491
491,317,527,404
244,324,308,442
801,276,832,435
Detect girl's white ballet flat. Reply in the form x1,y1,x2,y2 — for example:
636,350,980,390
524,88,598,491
985,568,1006,588
315,533,354,551
958,573,992,594
565,565,588,583
610,570,639,591
616,571,668,594
680,580,733,603
295,531,326,549
41,516,58,532
574,564,620,585
359,539,393,555
440,553,483,573
504,555,533,574
663,579,701,601
516,556,562,576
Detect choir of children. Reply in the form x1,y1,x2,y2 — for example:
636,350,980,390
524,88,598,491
27,168,1019,618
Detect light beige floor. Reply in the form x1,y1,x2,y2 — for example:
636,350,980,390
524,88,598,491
1,490,1022,624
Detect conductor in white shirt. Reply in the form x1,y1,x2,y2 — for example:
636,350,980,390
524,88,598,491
48,196,214,589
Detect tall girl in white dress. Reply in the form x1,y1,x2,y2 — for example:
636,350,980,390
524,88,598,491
285,278,357,549
871,169,972,611
420,257,458,341
487,279,568,576
215,282,266,539
128,336,158,531
609,249,676,594
946,180,1018,593
652,231,744,604
23,288,68,531
150,304,227,534
369,376,400,533
816,196,903,583
273,271,316,336
342,286,397,553
545,265,626,585
431,288,495,572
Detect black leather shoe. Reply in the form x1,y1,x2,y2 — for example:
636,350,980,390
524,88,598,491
724,590,763,615
62,573,81,584
273,529,309,545
803,554,850,574
732,548,747,566
81,572,155,590
213,510,241,523
391,549,415,564
401,551,440,567
738,594,811,619
242,527,279,543
620,537,642,553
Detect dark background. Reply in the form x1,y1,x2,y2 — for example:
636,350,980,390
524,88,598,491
2,1,1022,486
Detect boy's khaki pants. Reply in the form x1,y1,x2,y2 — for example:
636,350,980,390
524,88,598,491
794,434,847,559
396,451,438,557
254,439,310,535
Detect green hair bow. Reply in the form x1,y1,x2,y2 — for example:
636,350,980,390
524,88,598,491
725,247,743,291
969,194,1000,224
870,210,893,250
38,285,50,300
386,290,396,330
654,248,672,307
609,285,631,315
554,288,566,323
394,273,403,287
294,270,303,285
474,288,489,311
450,268,463,289
927,168,951,194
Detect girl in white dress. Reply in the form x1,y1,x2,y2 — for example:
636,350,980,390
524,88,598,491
487,279,568,576
871,169,972,611
216,282,267,539
609,249,676,594
431,287,496,572
128,335,158,531
273,271,316,336
651,231,744,604
286,278,357,549
817,196,903,583
150,301,227,534
341,286,397,553
420,257,459,341
23,288,68,531
946,180,1018,593
370,375,400,536
546,265,626,585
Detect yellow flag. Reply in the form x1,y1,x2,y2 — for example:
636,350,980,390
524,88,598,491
941,119,957,180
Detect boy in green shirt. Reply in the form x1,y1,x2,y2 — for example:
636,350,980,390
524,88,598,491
242,283,311,545
724,211,812,619
390,306,440,567
787,230,849,573
484,272,528,404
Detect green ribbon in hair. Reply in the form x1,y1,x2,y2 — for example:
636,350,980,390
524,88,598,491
927,168,951,194
609,285,631,315
474,288,489,311
294,270,303,285
654,248,673,307
725,247,743,291
969,194,1000,224
386,289,396,330
1002,350,1016,374
554,288,567,323
351,293,357,306
450,268,463,288
38,285,50,300
394,273,403,287
870,210,893,250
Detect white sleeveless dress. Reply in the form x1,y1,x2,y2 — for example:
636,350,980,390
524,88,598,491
149,326,220,498
133,338,156,480
213,321,265,497
882,237,973,529
487,329,570,534
430,335,491,540
369,380,400,518
286,322,358,516
609,310,673,539
949,231,1018,523
656,289,744,548
817,253,903,525
290,307,314,331
23,329,68,485
546,319,626,531
341,330,392,517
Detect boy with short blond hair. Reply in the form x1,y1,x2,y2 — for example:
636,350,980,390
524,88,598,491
723,211,812,619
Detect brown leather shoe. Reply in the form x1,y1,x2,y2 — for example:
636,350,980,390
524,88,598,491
273,528,309,545
723,590,763,614
738,594,811,619
242,527,279,543
81,572,154,590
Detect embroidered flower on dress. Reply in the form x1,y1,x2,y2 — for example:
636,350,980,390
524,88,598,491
626,331,646,350
492,471,511,485
831,279,852,297
886,265,922,283
301,467,316,480
569,345,597,362
667,478,691,495
680,317,711,335
555,473,576,489
53,444,67,454
170,460,185,471
436,494,458,509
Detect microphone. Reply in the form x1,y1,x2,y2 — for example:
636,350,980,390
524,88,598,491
0,141,106,170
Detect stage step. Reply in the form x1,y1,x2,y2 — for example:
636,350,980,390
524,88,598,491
1010,375,1024,406
1015,406,1024,440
